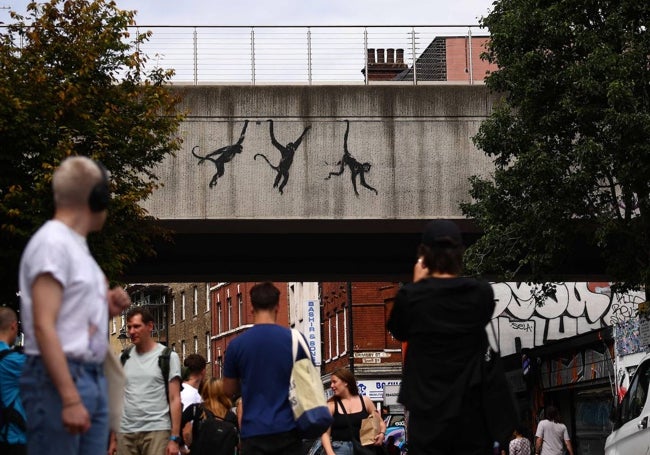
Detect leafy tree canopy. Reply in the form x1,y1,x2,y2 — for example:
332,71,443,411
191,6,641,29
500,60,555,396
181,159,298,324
462,0,650,295
0,0,184,307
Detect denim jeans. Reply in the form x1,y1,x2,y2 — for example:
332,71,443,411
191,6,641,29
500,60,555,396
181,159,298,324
19,356,109,455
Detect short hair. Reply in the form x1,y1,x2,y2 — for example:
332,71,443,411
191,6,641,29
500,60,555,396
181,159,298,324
0,307,17,331
126,306,154,325
249,282,280,311
545,405,559,422
52,156,103,209
184,354,207,375
417,242,464,275
331,368,359,396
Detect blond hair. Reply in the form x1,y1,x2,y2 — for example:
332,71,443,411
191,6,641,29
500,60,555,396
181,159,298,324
52,156,103,209
200,378,232,419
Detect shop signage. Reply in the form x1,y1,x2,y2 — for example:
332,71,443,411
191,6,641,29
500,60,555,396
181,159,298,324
357,378,402,401
353,352,390,358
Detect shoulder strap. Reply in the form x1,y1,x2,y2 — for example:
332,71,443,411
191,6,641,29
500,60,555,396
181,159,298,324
120,345,133,366
158,347,172,404
335,397,360,442
290,329,311,363
359,395,368,413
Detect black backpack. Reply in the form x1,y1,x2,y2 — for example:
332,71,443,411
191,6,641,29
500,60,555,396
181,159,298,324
191,406,239,455
0,348,26,443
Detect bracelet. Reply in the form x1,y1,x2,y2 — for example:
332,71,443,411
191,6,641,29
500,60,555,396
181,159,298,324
63,400,81,408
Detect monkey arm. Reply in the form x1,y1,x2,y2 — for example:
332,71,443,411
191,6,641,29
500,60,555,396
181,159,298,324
293,125,311,149
236,120,249,145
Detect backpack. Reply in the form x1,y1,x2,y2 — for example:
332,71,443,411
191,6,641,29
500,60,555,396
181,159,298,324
190,405,238,455
0,348,26,443
120,345,173,402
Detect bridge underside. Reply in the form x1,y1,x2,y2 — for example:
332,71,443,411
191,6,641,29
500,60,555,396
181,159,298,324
123,219,608,283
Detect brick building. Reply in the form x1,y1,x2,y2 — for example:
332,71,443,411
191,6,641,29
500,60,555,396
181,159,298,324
379,35,497,83
209,282,290,378
318,282,401,407
167,282,213,378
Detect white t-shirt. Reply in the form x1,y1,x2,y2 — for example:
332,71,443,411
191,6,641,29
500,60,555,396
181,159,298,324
19,220,108,363
120,343,182,433
180,383,202,411
535,419,570,455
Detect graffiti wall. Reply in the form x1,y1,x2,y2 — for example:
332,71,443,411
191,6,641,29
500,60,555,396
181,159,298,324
491,282,645,357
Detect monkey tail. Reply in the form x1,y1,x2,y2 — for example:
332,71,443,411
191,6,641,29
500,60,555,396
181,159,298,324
254,153,278,171
191,146,206,165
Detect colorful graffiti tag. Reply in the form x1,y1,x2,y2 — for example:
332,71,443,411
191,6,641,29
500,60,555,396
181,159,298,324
491,282,645,357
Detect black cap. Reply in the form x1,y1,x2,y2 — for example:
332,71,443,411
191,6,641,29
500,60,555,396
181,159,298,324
421,220,462,247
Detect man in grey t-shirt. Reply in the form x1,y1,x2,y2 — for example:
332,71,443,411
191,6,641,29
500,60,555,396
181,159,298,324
535,405,574,455
109,307,182,455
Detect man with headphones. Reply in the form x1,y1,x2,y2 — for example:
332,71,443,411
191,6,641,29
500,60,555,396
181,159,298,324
18,156,131,455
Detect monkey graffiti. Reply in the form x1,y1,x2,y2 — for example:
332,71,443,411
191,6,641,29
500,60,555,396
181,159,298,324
254,119,311,194
192,120,249,188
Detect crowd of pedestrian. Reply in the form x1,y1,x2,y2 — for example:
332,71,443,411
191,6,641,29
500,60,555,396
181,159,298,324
0,157,566,455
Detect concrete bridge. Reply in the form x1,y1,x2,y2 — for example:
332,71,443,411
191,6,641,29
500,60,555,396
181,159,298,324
127,85,604,282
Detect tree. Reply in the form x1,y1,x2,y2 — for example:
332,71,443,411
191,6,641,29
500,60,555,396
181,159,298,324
461,0,650,296
0,0,184,307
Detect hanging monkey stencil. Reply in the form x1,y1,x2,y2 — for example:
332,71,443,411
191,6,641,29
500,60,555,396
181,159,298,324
325,120,378,196
254,119,311,194
192,120,249,188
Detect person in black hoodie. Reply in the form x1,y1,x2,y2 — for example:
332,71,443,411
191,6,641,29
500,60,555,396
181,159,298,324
387,220,495,455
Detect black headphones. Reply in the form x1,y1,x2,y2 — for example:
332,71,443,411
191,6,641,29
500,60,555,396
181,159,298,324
88,162,110,213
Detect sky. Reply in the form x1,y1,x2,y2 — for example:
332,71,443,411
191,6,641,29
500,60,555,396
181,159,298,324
3,0,495,27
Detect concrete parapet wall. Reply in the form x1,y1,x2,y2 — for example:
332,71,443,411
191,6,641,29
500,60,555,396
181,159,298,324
142,85,499,220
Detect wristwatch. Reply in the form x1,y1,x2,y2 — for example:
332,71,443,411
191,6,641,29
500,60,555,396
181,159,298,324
169,435,181,443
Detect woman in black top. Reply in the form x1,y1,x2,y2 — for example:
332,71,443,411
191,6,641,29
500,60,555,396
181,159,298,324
320,368,386,455
387,220,495,455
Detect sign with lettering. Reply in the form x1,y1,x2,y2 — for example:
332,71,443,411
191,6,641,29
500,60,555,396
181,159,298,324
304,299,322,365
357,378,402,401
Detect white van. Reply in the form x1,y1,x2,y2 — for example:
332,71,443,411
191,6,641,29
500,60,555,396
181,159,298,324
605,353,650,454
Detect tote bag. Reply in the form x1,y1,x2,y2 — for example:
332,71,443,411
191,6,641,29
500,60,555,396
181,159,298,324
289,329,333,438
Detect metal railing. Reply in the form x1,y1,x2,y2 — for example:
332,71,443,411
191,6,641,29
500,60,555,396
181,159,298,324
128,25,488,85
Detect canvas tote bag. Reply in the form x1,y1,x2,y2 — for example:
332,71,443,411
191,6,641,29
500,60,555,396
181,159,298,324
289,329,333,438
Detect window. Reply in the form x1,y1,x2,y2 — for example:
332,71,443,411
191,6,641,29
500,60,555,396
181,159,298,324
193,336,198,354
181,340,186,362
621,362,650,425
327,317,333,360
181,292,186,321
171,296,176,325
111,317,116,334
206,332,212,363
227,296,232,331
342,307,348,355
217,301,222,333
335,312,340,356
206,284,210,312
193,286,198,316
238,293,243,327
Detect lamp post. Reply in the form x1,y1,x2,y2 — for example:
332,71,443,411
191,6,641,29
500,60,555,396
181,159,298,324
117,327,128,351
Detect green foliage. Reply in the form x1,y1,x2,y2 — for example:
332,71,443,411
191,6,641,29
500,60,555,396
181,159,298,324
462,0,650,295
0,0,184,306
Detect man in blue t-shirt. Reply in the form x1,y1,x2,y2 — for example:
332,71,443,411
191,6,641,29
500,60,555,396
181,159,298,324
223,282,306,455
0,307,27,455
